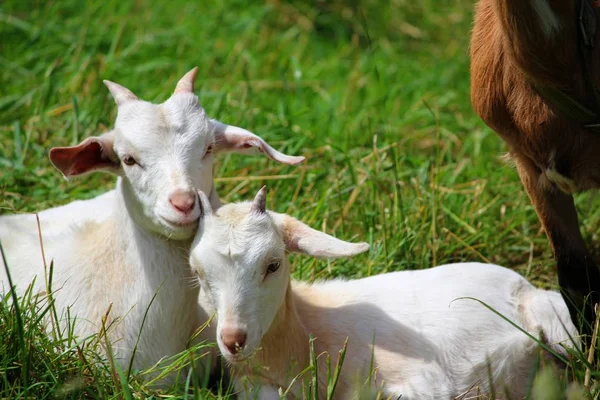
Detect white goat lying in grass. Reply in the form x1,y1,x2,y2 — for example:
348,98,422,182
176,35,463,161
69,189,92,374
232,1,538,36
190,188,579,399
0,69,303,375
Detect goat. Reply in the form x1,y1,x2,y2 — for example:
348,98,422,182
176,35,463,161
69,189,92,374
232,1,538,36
0,68,304,376
189,188,578,399
470,0,600,333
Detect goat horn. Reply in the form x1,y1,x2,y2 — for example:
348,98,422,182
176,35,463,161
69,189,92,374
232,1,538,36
103,80,138,106
174,67,199,94
252,186,267,214
197,190,213,216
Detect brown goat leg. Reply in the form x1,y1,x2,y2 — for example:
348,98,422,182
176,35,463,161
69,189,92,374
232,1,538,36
515,154,600,337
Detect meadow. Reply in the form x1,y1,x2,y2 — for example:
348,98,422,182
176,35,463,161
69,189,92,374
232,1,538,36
1,0,598,398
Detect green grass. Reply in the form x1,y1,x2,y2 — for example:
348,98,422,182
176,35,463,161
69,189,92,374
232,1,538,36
1,0,599,398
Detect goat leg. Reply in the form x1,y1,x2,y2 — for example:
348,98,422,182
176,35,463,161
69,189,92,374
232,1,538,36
515,154,600,338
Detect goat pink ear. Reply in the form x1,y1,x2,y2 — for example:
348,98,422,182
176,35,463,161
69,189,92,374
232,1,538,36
211,119,305,165
275,214,370,259
49,133,119,178
174,67,198,94
103,80,138,106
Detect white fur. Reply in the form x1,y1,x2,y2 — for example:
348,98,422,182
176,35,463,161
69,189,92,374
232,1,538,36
190,200,579,399
0,70,303,378
533,0,561,37
0,191,114,238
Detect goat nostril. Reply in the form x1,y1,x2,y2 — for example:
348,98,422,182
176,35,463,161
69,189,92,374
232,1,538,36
169,190,195,214
221,329,247,355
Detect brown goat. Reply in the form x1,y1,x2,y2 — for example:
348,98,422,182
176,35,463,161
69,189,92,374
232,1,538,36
470,0,600,334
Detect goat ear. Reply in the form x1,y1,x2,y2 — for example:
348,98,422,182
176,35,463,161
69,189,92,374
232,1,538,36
49,132,119,178
275,214,370,259
211,119,305,165
103,80,138,106
197,190,213,216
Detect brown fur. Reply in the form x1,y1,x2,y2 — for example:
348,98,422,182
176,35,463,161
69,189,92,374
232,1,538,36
470,0,600,332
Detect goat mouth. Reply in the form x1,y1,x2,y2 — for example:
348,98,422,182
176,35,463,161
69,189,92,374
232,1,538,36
219,345,251,363
225,353,250,363
160,216,198,228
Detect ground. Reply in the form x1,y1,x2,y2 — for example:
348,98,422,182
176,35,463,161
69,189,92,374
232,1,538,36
0,0,597,398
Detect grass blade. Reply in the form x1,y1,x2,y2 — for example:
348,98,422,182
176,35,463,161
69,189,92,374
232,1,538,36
0,240,28,388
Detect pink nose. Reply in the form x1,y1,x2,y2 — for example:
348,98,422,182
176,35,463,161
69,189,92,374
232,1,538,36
169,189,195,214
221,327,247,355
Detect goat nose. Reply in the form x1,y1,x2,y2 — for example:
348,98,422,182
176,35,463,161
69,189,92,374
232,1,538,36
169,190,195,213
220,327,247,355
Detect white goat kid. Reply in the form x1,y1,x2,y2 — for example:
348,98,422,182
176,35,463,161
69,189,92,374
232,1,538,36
0,69,304,375
189,188,578,399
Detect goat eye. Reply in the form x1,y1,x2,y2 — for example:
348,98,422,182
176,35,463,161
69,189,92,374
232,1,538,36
204,145,213,157
122,155,137,166
266,262,281,275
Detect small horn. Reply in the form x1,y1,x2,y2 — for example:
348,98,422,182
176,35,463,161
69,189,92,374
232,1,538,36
103,80,138,106
252,186,267,214
198,190,213,216
174,67,199,94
